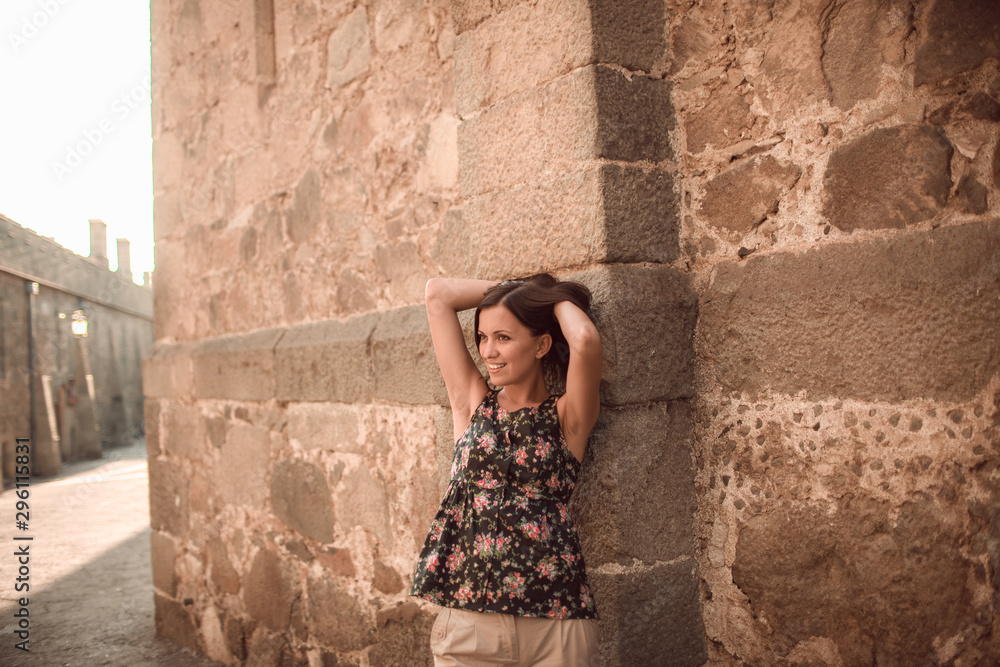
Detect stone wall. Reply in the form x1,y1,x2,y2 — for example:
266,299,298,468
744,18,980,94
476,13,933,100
149,0,704,665
671,0,1000,663
148,0,470,664
0,215,153,478
148,0,999,665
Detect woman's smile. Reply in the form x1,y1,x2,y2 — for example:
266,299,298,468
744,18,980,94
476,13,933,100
477,305,543,386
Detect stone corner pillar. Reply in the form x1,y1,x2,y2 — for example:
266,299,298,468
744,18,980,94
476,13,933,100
451,0,706,664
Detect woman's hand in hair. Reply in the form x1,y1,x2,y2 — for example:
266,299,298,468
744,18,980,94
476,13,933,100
553,300,601,463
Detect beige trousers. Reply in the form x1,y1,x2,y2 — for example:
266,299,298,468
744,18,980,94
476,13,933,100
430,606,599,667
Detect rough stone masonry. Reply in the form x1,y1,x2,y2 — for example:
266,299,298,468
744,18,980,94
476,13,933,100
146,0,999,665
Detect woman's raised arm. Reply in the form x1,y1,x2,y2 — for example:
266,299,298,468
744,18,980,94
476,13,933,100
425,278,495,437
553,300,602,463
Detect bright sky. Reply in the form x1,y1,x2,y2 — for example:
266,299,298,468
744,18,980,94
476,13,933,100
0,0,152,284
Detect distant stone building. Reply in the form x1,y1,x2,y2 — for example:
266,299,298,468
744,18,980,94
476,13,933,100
0,216,153,479
147,0,999,665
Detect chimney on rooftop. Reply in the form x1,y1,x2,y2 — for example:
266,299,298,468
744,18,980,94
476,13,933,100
88,219,108,268
116,238,131,279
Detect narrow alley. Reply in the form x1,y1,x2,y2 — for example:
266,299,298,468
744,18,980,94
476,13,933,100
0,438,218,666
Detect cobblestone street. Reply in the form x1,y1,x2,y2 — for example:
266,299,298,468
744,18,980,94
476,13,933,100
0,438,218,666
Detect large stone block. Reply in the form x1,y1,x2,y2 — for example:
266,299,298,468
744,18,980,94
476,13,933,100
956,174,989,215
730,0,830,121
151,242,189,341
458,65,671,198
317,546,357,579
465,165,679,277
463,169,606,277
275,313,379,403
288,402,363,452
594,66,673,163
430,208,473,277
216,423,270,509
287,168,321,244
590,560,706,667
821,0,899,110
271,458,335,543
684,85,753,153
700,155,801,238
148,458,190,537
154,592,200,652
245,548,298,630
914,0,1000,86
150,531,177,597
573,401,696,565
143,341,196,399
602,165,679,263
144,399,162,457
454,0,665,113
454,0,592,115
669,13,717,75
457,68,592,199
326,7,371,89
733,494,978,664
335,465,393,548
699,220,1000,403
163,402,206,459
927,92,1000,126
221,610,247,662
192,328,284,400
371,305,447,406
206,531,240,595
577,265,697,406
823,125,952,232
372,559,404,595
198,604,231,664
374,240,425,302
590,0,665,73
307,572,376,651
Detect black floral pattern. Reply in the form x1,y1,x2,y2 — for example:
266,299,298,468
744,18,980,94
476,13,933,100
410,390,597,619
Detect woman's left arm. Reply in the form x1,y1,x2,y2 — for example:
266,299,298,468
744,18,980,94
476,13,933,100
554,300,602,462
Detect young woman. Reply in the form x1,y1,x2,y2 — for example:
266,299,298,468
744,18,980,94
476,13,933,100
410,274,602,666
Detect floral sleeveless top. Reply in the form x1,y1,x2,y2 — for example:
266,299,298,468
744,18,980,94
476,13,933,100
410,390,597,619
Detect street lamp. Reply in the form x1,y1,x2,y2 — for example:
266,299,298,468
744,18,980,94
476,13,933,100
71,308,88,337
72,302,99,433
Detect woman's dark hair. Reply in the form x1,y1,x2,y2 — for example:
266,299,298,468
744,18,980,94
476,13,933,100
474,273,593,387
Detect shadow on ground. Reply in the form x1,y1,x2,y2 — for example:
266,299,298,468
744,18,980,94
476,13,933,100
0,439,219,666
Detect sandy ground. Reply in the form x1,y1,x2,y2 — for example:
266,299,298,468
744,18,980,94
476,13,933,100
0,437,220,666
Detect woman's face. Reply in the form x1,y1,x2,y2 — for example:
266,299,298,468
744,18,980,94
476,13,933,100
477,304,549,387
